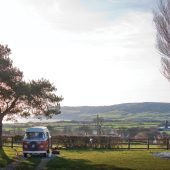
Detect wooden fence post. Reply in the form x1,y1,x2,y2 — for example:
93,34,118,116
147,138,149,150
166,138,169,150
51,136,53,149
128,139,130,150
11,136,13,148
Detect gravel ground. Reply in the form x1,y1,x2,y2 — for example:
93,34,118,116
153,152,170,159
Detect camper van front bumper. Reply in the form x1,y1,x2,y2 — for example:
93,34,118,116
23,151,47,154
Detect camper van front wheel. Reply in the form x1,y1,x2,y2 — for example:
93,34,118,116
24,153,27,158
43,153,47,157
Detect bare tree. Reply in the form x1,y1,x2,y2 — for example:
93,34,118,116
93,115,104,135
78,125,91,135
153,0,170,80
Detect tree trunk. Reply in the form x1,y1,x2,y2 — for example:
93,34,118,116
0,118,3,148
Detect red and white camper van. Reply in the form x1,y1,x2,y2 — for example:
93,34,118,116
23,126,51,157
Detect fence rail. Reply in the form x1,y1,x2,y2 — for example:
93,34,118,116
2,135,170,150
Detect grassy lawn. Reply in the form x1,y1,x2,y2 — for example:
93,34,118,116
15,157,41,170
0,147,16,167
47,149,170,170
0,147,41,169
1,147,170,170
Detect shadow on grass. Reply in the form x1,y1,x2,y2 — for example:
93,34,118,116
62,148,131,154
0,147,12,167
47,157,133,170
15,156,41,170
0,147,41,169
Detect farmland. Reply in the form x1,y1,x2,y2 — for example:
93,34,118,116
3,102,170,137
2,121,161,134
2,120,166,142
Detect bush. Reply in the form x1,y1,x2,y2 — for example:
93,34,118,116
52,135,123,149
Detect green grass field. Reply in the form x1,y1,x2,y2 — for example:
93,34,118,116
47,150,170,170
15,157,41,170
0,147,16,167
1,147,170,170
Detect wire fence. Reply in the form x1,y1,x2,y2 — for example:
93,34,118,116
2,135,170,150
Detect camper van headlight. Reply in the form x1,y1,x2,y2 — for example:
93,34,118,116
39,144,44,149
24,144,28,149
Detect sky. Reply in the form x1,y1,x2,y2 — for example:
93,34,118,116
0,0,170,106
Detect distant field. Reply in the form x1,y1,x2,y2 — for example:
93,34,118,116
47,150,170,170
3,121,160,132
105,122,160,128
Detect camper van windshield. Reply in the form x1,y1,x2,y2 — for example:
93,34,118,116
24,132,45,139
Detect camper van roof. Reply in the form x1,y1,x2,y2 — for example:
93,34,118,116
26,126,48,132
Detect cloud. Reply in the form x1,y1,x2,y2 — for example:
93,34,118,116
0,0,168,106
21,0,157,33
21,0,112,32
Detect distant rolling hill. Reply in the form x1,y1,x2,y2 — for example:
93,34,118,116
53,102,170,122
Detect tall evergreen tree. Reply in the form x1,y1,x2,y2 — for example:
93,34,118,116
0,44,63,148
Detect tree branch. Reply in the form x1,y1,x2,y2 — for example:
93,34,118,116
3,97,19,116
